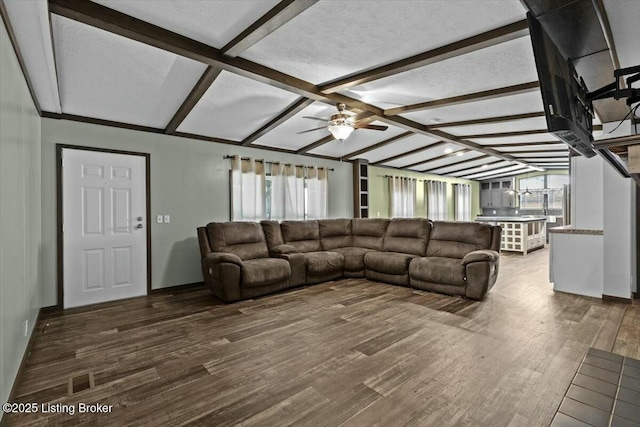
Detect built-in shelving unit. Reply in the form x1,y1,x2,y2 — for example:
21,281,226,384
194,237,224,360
352,159,369,218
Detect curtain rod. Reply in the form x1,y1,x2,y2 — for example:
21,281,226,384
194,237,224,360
224,155,334,171
383,175,470,185
383,175,423,181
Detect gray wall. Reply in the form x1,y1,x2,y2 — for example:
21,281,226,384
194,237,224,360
0,19,42,404
40,118,353,306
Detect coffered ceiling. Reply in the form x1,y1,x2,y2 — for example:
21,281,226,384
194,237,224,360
3,0,638,180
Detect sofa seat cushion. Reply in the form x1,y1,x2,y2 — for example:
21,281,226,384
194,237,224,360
409,257,466,286
304,251,344,275
330,247,377,272
365,252,417,275
241,258,291,288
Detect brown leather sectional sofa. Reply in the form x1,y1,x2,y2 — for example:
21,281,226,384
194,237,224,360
197,218,502,303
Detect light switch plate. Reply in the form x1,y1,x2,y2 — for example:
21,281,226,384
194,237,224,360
156,215,163,224
164,215,170,223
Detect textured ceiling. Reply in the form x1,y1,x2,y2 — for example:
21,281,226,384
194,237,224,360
442,117,549,136
177,71,299,141
52,15,207,128
341,37,538,108
359,134,442,164
401,91,546,125
242,0,526,84
470,133,559,145
91,0,280,49
6,0,632,180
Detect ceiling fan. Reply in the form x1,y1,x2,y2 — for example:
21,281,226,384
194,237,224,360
297,103,388,140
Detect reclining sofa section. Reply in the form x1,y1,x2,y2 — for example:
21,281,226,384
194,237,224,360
197,218,501,303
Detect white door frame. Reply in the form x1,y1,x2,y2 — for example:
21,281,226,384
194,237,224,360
56,144,151,310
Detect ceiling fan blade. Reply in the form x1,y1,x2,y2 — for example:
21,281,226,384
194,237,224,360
302,116,328,122
355,124,388,131
296,126,327,135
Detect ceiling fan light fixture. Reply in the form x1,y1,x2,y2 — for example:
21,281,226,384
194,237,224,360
328,122,354,140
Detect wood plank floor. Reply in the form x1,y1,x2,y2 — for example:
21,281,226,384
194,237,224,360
4,248,634,426
613,300,640,360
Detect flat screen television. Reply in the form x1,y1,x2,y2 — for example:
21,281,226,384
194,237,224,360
527,12,596,157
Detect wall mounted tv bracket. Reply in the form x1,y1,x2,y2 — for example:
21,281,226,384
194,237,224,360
587,65,640,106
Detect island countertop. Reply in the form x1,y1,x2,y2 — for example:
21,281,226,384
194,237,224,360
475,216,547,222
548,225,603,235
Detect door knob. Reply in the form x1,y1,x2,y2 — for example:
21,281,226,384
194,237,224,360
136,224,143,229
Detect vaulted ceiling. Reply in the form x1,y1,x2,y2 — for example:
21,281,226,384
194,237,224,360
3,0,638,180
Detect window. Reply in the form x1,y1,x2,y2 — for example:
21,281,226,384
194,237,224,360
426,180,447,220
547,174,569,188
389,176,416,217
521,190,544,209
519,175,545,190
547,188,565,210
230,156,328,221
520,174,568,211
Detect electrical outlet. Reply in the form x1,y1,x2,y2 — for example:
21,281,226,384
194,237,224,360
377,212,380,217
24,320,29,337
156,215,163,224
163,215,170,223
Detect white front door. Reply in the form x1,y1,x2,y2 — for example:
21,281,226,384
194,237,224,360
62,148,147,308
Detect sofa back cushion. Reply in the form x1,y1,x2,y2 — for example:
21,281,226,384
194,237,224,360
206,222,269,260
426,221,494,259
319,219,353,249
260,220,284,249
280,220,322,253
383,218,431,256
351,218,389,250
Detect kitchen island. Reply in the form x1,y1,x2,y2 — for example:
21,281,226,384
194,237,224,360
476,216,547,255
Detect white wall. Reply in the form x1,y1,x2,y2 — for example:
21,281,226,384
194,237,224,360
40,118,353,306
0,18,42,404
600,120,637,298
550,234,603,298
563,122,637,299
603,162,635,298
571,155,604,229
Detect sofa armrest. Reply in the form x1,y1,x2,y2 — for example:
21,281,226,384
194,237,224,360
462,250,499,266
274,252,306,286
271,244,298,255
464,250,500,300
203,252,243,267
201,253,242,303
